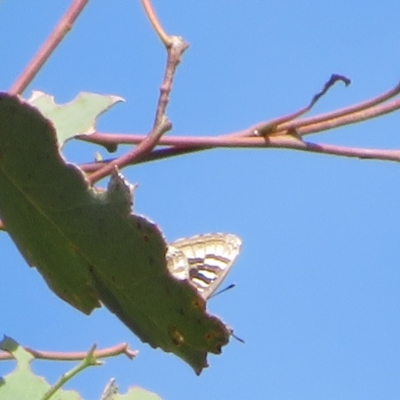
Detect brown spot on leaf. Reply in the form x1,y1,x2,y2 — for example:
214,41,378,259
205,330,223,343
191,298,205,311
169,326,184,346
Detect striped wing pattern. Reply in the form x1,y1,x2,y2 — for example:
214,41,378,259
166,233,242,300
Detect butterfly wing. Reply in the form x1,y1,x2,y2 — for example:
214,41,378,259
166,233,242,300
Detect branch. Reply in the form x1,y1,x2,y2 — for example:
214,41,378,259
0,342,138,361
255,82,400,137
79,80,400,151
79,134,400,172
247,74,351,137
71,79,400,174
154,36,189,127
87,34,188,184
9,0,88,95
88,116,172,184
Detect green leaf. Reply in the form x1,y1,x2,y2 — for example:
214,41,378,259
0,93,230,373
0,336,82,400
27,91,123,149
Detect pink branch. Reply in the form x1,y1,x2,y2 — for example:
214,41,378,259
88,36,188,184
140,0,171,45
9,0,88,95
79,133,400,174
0,343,138,361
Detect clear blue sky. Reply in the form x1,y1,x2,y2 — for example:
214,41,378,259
1,1,400,399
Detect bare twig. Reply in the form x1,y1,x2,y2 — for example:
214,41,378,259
78,75,352,149
9,0,88,95
255,81,400,137
79,133,400,171
154,36,189,127
140,0,171,46
88,116,172,184
247,74,351,137
291,82,400,131
0,342,138,361
79,80,400,152
88,34,188,184
72,80,400,173
296,92,400,136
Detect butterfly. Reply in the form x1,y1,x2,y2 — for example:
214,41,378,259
166,233,242,300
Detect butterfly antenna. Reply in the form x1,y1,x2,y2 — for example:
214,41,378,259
209,283,236,299
231,332,245,344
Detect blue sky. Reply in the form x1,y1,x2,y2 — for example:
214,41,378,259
1,1,400,399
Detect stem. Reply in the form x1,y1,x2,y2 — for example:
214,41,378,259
41,346,99,400
79,133,400,173
282,82,400,135
153,36,189,127
140,0,171,46
0,343,138,361
88,35,188,184
88,116,171,184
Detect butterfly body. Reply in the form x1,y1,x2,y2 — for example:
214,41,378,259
166,233,242,299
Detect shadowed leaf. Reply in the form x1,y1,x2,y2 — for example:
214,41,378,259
0,93,230,373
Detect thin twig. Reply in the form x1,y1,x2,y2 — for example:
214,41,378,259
88,36,188,184
153,36,189,127
9,0,88,95
79,80,400,151
296,94,400,136
247,74,351,137
0,343,138,361
79,133,400,173
140,0,171,46
228,80,400,138
73,79,400,169
88,116,172,184
281,82,400,134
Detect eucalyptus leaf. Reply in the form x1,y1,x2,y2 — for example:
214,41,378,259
28,91,123,150
0,94,230,373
